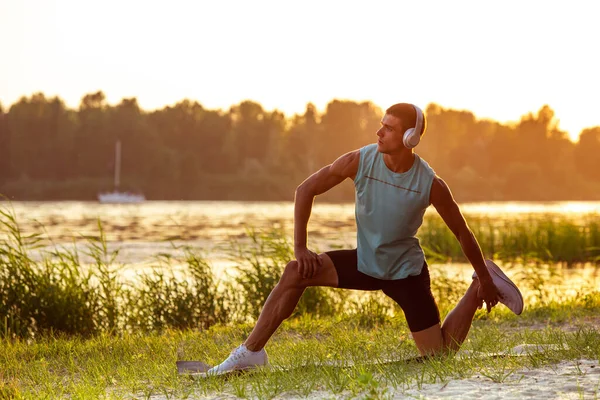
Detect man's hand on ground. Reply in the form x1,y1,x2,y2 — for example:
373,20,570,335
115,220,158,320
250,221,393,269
477,277,500,313
294,246,322,279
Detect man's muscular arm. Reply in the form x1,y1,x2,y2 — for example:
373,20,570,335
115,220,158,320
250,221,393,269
294,150,359,279
430,176,500,311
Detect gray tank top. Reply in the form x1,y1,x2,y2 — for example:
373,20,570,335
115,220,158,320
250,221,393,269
353,144,436,279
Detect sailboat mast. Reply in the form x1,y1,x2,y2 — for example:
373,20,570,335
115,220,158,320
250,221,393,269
115,140,121,190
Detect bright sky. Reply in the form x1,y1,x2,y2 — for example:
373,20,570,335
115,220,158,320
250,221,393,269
1,0,598,141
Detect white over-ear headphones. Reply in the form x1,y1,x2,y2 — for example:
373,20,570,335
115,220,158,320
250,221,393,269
402,104,424,149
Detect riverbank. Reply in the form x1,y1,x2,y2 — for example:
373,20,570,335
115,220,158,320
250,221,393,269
2,302,599,399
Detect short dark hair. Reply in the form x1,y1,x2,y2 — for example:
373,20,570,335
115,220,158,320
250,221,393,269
385,103,427,136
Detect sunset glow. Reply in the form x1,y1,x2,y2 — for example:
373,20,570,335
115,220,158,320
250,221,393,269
1,0,598,141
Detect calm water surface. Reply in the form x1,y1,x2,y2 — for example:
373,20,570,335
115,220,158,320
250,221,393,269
3,200,600,299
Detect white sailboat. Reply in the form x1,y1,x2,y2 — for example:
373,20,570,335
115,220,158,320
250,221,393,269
97,140,146,203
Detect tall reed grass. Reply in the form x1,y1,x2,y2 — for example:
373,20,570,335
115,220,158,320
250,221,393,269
421,213,600,265
1,204,598,338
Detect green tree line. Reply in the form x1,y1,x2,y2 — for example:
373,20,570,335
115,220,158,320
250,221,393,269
0,92,599,201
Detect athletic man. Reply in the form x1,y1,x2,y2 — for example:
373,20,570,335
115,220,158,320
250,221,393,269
208,103,523,374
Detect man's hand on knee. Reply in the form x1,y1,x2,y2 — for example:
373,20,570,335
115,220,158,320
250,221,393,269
294,246,323,279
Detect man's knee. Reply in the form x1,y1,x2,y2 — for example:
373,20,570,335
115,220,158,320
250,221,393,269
412,324,444,356
280,260,305,288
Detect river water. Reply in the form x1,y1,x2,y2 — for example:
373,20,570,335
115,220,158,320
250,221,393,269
3,200,600,301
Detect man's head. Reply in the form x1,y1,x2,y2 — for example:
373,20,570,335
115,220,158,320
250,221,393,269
376,103,427,154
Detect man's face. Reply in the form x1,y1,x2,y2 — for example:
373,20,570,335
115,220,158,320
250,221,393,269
376,113,405,154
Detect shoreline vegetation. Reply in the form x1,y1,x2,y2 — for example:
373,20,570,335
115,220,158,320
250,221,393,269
1,206,600,398
0,205,599,338
1,93,600,202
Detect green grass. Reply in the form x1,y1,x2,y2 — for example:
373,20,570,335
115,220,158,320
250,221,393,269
0,205,474,338
2,203,599,338
2,204,600,398
1,297,600,399
421,213,600,266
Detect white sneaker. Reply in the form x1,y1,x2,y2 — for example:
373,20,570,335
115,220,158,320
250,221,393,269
206,344,268,376
473,260,524,315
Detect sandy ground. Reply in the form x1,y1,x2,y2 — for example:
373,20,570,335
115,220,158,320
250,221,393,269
165,345,599,400
398,359,600,399
163,359,600,399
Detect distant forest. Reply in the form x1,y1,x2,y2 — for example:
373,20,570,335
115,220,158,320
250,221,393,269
0,92,599,202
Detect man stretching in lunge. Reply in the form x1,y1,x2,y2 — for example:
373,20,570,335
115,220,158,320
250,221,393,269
208,103,523,374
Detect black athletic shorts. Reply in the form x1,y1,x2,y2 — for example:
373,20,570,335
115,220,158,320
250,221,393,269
326,249,440,332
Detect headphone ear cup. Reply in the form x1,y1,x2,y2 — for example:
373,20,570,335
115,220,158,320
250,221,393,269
403,128,420,149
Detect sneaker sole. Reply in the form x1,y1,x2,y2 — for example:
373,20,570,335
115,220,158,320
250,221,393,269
485,260,524,315
197,364,267,378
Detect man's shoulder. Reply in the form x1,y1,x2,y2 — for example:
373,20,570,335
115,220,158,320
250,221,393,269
359,143,378,159
416,154,436,176
351,143,375,158
429,175,454,206
331,149,361,178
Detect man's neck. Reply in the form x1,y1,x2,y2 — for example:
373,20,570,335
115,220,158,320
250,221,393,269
382,151,415,173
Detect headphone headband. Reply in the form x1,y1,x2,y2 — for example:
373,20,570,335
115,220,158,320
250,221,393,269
413,105,423,136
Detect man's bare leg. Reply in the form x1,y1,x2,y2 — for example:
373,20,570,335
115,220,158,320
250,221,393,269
440,278,483,350
244,253,339,351
412,278,482,355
